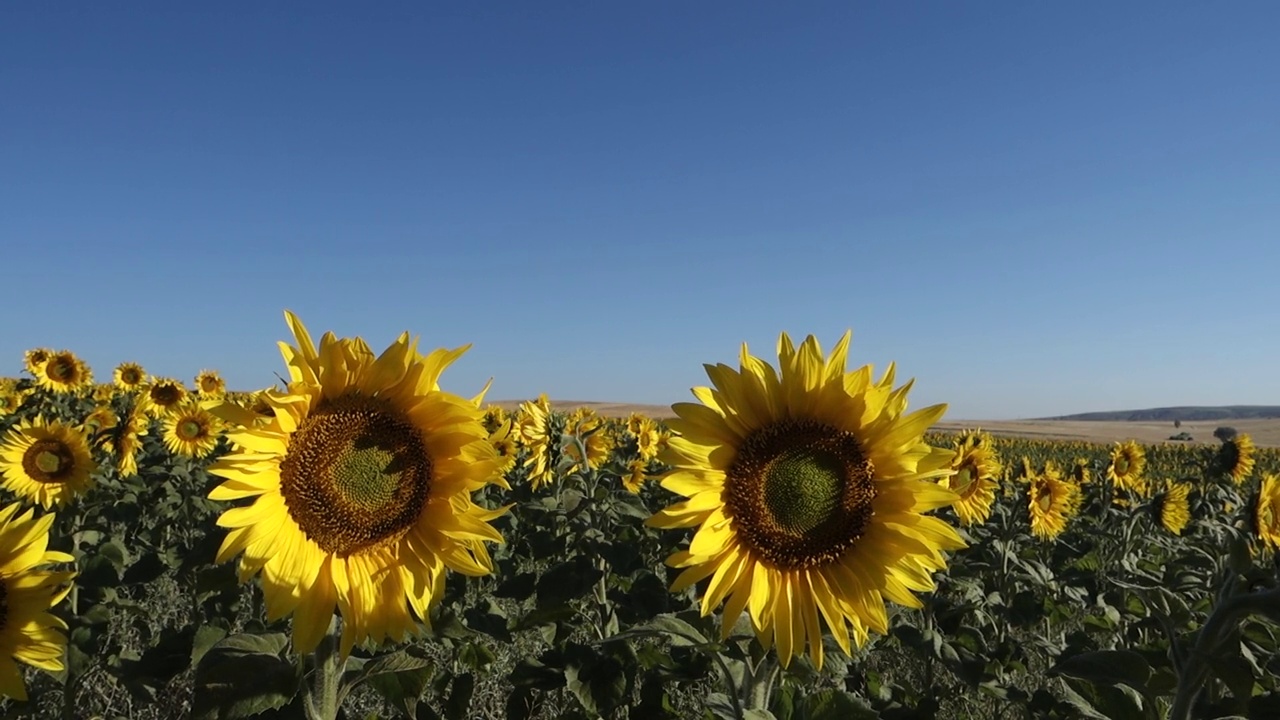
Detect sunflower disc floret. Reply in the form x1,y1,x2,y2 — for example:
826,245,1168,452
646,331,964,669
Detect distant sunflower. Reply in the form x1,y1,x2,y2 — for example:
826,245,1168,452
488,418,519,476
1150,482,1191,535
1070,458,1091,485
163,402,223,458
1253,474,1280,552
113,362,147,391
943,441,1002,526
0,418,97,509
1107,440,1147,496
207,312,508,657
195,370,226,398
22,349,52,378
0,390,25,417
647,331,964,669
565,416,614,473
81,406,119,437
0,503,76,701
140,378,188,418
623,459,647,494
636,421,666,463
482,406,509,434
35,351,93,394
1028,462,1081,541
1218,434,1256,485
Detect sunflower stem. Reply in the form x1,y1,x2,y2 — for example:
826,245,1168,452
301,616,346,720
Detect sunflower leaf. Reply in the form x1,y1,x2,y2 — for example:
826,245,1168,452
191,633,299,720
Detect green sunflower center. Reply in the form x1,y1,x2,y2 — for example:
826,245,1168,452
1114,456,1130,475
950,465,975,496
178,419,205,441
725,419,876,570
23,439,75,483
1036,485,1055,513
279,395,432,557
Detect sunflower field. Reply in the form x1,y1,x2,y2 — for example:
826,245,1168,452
2,315,1280,720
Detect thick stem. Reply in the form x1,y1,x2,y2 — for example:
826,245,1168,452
302,616,347,720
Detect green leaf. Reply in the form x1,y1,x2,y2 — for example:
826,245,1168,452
192,625,229,668
121,551,168,585
192,633,299,720
444,672,475,720
1051,649,1152,692
796,690,878,720
536,557,603,609
607,613,710,648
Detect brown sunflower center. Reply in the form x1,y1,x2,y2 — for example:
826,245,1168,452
122,368,142,385
200,377,220,393
23,439,76,483
278,395,432,557
48,358,77,382
152,385,182,406
725,419,875,570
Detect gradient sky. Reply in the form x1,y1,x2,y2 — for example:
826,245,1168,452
2,3,1277,420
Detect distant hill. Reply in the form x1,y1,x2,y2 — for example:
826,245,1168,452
1039,406,1280,422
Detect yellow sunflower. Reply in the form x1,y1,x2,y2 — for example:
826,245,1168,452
206,312,508,657
636,420,666,463
0,503,76,700
113,362,147,391
0,418,97,509
1070,458,1091,485
104,407,149,479
139,378,188,418
1151,482,1191,535
1253,474,1280,552
943,441,1002,526
195,370,227,398
515,395,557,490
624,459,648,494
1107,440,1147,496
163,402,223,458
565,416,614,474
1028,462,1081,541
488,418,519,477
35,351,93,394
482,405,509,434
1219,433,1256,485
0,389,26,417
22,349,52,379
81,406,119,437
646,331,964,670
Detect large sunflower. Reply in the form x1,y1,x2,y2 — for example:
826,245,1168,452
646,332,964,669
943,438,1002,527
35,351,93,394
1028,462,1081,541
163,402,223,458
1107,440,1147,496
1151,481,1191,535
113,362,147,392
0,503,75,700
0,418,97,509
207,312,508,657
1218,433,1256,485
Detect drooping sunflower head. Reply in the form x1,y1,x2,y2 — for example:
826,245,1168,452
80,406,119,439
624,458,648,494
1217,433,1256,485
1028,463,1081,541
1150,481,1192,535
141,378,189,418
35,351,94,394
1251,474,1280,552
207,311,508,658
646,331,964,670
22,348,52,379
1107,440,1147,496
113,362,147,391
195,370,227,398
0,502,76,701
943,441,1002,527
0,417,97,509
163,401,224,458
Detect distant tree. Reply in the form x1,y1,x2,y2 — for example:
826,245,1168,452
1213,426,1238,442
1174,419,1182,428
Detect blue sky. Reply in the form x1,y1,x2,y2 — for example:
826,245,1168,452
2,3,1277,419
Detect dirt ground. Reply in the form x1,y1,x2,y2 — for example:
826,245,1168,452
489,400,1280,449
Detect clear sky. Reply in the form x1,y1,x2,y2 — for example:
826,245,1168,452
2,3,1277,420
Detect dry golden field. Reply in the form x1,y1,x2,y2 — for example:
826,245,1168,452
493,400,1280,448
